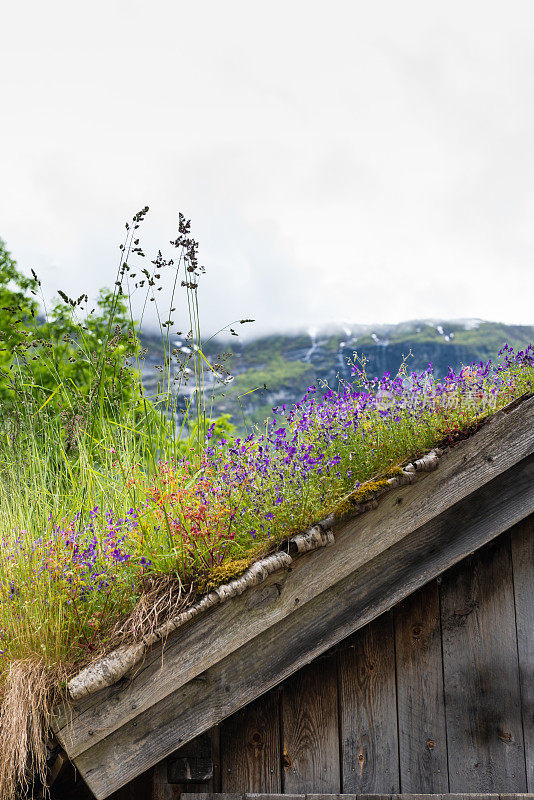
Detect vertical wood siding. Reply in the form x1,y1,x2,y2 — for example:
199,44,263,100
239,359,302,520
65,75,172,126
281,652,340,794
111,517,533,800
339,613,398,794
394,583,448,793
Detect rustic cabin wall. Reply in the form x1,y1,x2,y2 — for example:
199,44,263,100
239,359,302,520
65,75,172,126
107,516,533,800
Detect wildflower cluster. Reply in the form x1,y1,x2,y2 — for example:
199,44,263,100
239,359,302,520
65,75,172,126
0,346,532,671
197,345,534,559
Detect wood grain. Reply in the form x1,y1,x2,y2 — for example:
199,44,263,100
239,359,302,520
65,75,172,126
511,515,534,791
394,582,448,793
54,397,534,758
69,454,534,799
339,613,399,794
281,653,340,794
440,536,527,792
220,691,281,793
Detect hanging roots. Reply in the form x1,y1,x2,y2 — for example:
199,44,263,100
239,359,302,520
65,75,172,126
111,575,194,646
0,658,56,800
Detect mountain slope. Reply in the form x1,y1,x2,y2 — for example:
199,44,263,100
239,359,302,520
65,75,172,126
142,319,534,428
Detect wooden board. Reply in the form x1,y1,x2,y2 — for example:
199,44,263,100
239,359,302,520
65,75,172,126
178,793,534,800
394,582,449,793
281,653,340,794
511,516,534,791
440,535,527,792
339,613,399,794
220,691,281,793
70,455,534,798
55,397,534,760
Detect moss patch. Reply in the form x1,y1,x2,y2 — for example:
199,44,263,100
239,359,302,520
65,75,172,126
196,544,269,594
331,465,405,523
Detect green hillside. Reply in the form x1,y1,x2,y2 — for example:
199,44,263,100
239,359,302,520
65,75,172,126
141,319,534,429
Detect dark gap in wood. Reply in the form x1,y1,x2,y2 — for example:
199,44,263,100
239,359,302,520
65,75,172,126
212,726,221,793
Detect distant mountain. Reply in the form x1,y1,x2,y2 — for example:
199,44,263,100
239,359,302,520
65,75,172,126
141,319,534,429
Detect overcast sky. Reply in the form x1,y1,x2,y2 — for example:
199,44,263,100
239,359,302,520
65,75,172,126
1,1,533,337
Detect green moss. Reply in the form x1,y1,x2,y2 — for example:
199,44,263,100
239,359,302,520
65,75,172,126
196,543,269,593
330,466,405,522
352,478,391,503
331,496,358,521
332,477,389,522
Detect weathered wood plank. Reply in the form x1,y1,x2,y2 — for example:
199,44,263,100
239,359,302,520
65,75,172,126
440,536,527,792
175,794,534,800
56,578,290,758
500,794,534,800
442,795,498,800
220,691,281,793
72,455,534,798
281,653,340,794
176,794,534,800
180,794,243,800
394,582,448,793
307,795,392,800
339,613,399,793
54,397,534,759
511,515,534,791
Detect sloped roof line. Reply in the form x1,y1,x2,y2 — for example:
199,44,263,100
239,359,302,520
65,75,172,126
53,394,534,799
67,446,443,701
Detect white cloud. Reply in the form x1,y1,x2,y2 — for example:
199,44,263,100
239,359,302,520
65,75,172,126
1,0,533,335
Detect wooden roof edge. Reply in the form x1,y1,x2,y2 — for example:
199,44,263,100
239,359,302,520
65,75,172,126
67,457,534,798
62,392,532,704
65,442,445,703
54,395,534,799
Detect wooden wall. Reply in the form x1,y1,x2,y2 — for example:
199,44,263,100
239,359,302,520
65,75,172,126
108,516,533,800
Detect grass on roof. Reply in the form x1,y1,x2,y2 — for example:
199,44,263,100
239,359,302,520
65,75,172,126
0,212,533,800
1,346,532,683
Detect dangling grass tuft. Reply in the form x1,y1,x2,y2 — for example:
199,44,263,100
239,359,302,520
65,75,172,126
0,658,63,800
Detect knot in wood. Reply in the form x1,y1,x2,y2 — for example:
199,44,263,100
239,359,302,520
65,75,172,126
250,730,263,755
